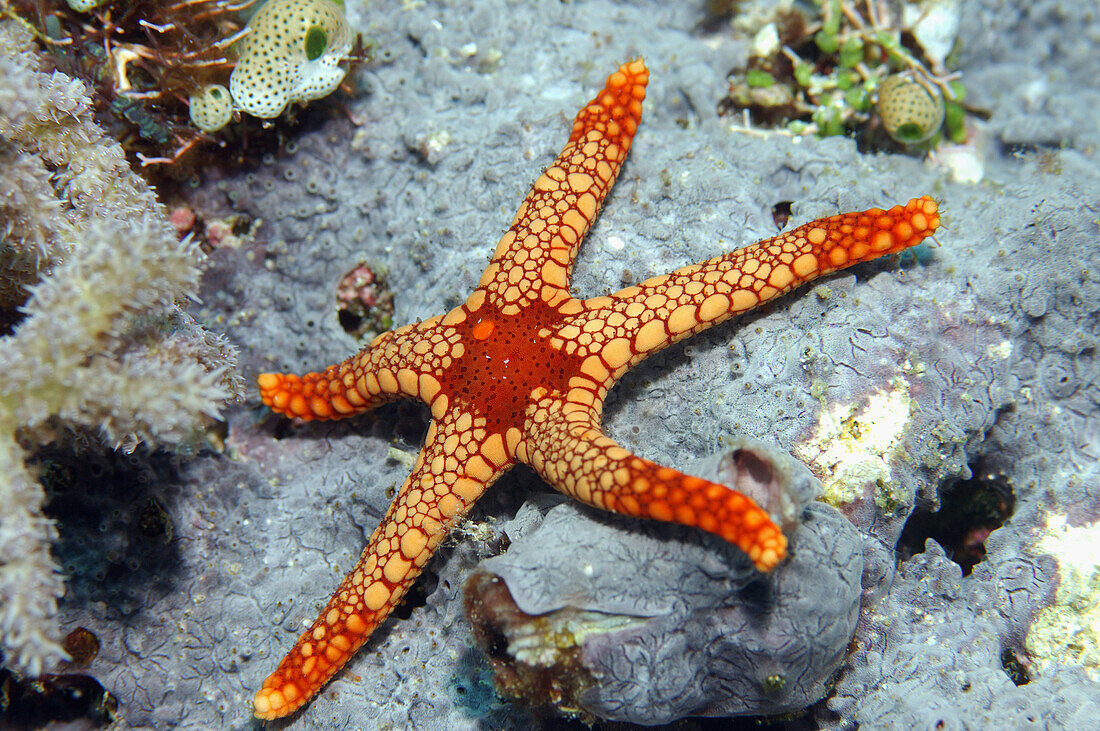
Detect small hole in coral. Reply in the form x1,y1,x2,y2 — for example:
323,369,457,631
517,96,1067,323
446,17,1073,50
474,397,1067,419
733,448,773,489
1001,648,1031,686
771,201,793,228
898,458,1014,575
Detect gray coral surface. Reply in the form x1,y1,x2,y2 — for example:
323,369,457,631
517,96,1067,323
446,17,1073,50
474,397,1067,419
46,0,1100,728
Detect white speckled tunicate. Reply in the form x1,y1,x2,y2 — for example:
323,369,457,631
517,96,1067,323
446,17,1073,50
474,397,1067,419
66,0,108,10
189,84,233,132
229,0,352,119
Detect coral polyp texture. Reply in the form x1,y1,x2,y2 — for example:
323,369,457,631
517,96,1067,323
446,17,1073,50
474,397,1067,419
251,58,938,720
0,20,239,677
230,0,353,119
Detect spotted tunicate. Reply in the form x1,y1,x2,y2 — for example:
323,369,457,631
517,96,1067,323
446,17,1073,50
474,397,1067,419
229,0,352,119
877,73,945,145
66,0,108,10
188,84,233,132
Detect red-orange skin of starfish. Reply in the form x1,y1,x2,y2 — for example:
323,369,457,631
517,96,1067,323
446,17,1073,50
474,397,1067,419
252,59,940,719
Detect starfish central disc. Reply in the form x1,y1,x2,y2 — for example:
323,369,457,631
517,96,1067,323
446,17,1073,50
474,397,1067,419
446,301,582,430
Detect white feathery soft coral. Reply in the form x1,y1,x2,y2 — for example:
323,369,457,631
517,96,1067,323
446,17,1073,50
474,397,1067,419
0,19,241,677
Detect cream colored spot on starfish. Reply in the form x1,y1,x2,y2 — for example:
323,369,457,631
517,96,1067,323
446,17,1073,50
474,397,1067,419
580,355,610,382
345,614,367,634
363,582,390,611
397,368,419,395
377,369,398,393
260,690,284,714
768,263,794,290
452,477,482,502
400,527,428,558
465,455,493,481
600,337,632,370
568,172,594,192
430,393,449,419
437,493,461,518
871,230,894,251
383,555,412,583
792,252,818,277
481,433,508,466
505,427,522,453
562,208,586,234
418,374,441,401
667,304,697,334
569,388,596,406
697,293,728,322
730,289,759,311
533,172,557,191
634,319,666,352
542,260,567,284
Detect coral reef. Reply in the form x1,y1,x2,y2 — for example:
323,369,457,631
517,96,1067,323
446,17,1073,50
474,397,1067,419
28,0,1100,727
0,20,239,677
6,0,249,165
825,543,1096,728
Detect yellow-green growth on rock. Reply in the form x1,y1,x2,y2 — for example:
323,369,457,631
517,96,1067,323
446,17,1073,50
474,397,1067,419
876,73,945,145
230,0,351,119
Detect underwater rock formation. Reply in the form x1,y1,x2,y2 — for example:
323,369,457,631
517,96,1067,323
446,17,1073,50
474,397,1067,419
466,444,862,723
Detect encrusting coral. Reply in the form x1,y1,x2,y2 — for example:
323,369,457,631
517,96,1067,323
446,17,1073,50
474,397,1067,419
0,20,240,676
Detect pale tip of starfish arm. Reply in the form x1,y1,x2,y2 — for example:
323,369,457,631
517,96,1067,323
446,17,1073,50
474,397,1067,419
253,680,307,720
257,372,280,390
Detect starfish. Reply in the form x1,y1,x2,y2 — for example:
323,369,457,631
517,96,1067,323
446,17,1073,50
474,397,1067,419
252,58,940,719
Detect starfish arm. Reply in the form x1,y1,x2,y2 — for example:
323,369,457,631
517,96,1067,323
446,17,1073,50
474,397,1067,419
475,59,649,313
253,409,511,719
258,315,462,421
520,394,787,572
563,197,940,377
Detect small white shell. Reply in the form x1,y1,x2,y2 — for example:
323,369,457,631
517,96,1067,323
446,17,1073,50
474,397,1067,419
902,0,961,69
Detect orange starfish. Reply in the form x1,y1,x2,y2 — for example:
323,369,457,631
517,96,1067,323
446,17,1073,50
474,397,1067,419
252,59,940,719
